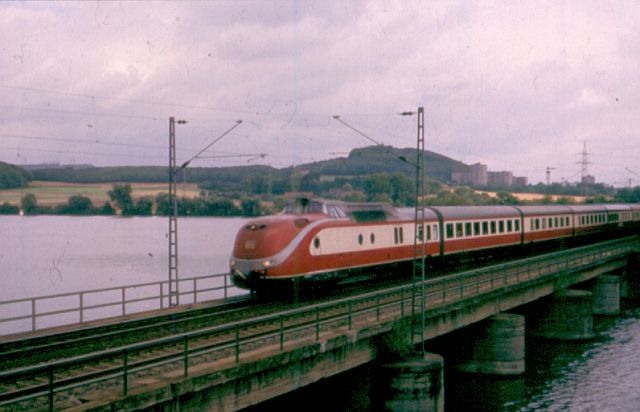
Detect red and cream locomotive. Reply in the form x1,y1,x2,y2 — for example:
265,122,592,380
230,197,640,294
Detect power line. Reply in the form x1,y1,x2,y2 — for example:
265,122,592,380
0,84,257,116
0,145,166,160
0,133,165,150
0,103,161,122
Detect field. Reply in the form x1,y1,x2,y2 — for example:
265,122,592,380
476,190,589,203
0,181,201,207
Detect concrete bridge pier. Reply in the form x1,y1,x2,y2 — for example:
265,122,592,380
376,353,444,412
592,275,620,315
452,313,525,376
529,289,595,340
621,254,640,299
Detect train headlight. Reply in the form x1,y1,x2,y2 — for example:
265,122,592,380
262,260,272,268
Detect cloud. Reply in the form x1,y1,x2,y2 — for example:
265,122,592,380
0,1,639,185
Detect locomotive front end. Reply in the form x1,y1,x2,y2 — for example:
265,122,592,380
230,214,313,291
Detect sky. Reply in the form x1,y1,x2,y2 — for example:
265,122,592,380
0,0,639,186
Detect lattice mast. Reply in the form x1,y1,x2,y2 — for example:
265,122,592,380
412,107,426,354
168,117,180,307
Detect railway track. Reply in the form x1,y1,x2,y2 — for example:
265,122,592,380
1,237,635,410
0,280,414,411
0,270,415,372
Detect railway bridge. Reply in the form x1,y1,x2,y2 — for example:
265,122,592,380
1,236,640,411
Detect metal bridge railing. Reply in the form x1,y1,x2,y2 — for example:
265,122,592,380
0,237,637,411
0,272,247,336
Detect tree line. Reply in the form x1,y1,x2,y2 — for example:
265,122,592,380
0,184,266,217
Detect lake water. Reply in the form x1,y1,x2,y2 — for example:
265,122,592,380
2,216,640,410
0,215,247,301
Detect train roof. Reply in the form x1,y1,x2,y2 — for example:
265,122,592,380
566,204,609,213
284,197,400,222
602,204,633,212
514,205,572,216
427,205,520,220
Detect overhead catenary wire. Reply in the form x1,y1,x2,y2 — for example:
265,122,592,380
332,115,417,168
177,120,243,170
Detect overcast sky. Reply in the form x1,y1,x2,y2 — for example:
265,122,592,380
1,1,638,185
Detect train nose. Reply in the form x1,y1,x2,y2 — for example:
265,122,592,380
233,217,305,259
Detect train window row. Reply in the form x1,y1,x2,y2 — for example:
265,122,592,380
579,214,606,226
445,219,520,240
529,216,571,231
416,224,440,242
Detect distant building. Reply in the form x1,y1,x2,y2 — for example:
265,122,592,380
451,163,488,186
451,171,469,185
469,163,488,186
488,171,513,187
451,164,528,188
513,176,528,186
581,175,596,185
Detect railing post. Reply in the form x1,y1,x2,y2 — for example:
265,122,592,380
235,327,240,366
280,315,284,351
193,278,197,303
48,366,54,412
79,292,84,323
32,298,36,332
183,336,189,377
224,273,228,301
123,349,128,396
121,287,126,316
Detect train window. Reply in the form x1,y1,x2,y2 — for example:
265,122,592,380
358,234,364,245
541,218,547,229
433,225,439,241
499,221,504,233
426,225,431,240
474,222,480,235
547,218,552,228
465,222,472,237
417,225,424,241
446,223,454,239
530,220,535,231
491,221,497,234
555,217,559,227
394,228,399,244
456,223,463,238
507,220,512,232
399,227,404,243
580,216,584,225
566,217,570,226
370,233,375,244
313,237,320,249
515,220,520,231
535,219,540,230
482,221,488,234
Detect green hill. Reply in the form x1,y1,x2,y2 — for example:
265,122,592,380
0,162,32,189
32,146,467,189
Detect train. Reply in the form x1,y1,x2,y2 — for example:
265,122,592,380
230,197,640,295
